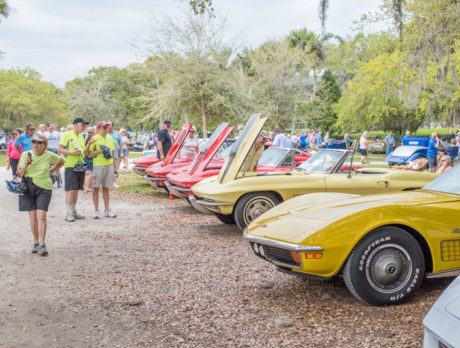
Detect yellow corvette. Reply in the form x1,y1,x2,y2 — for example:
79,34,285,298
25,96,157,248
244,164,460,306
191,114,438,231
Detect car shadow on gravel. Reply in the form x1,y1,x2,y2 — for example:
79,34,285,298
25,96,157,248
195,223,241,236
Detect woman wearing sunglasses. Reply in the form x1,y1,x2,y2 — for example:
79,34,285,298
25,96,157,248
16,134,65,256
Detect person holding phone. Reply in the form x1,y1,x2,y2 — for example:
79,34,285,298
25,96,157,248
16,134,65,256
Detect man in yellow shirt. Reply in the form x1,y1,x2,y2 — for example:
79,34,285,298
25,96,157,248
58,117,89,222
88,121,117,219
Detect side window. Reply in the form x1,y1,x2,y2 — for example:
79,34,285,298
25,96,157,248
279,151,295,167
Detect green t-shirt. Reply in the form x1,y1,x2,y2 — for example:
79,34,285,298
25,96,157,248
90,134,115,166
59,130,86,168
19,150,61,190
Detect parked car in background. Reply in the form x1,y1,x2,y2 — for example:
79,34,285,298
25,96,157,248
423,275,460,348
0,133,7,150
323,139,355,150
369,136,387,154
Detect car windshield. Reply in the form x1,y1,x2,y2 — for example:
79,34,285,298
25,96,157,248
258,147,289,167
297,150,344,173
421,165,460,195
391,146,425,157
215,143,232,159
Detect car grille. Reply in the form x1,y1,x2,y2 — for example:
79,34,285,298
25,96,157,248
264,245,297,267
441,240,460,261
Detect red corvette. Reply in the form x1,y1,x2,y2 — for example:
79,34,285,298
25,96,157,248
166,143,311,200
132,153,159,176
144,123,194,189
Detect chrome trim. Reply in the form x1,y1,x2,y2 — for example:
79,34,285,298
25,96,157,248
426,268,460,279
243,230,323,252
194,199,233,207
188,195,213,214
132,166,146,176
165,182,189,199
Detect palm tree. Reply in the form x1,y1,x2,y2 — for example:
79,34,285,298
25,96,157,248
0,0,10,23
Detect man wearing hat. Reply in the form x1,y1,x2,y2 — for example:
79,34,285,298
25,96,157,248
241,130,270,173
157,119,172,161
87,121,117,219
58,117,89,222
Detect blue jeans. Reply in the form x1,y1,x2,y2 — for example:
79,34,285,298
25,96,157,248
386,145,393,156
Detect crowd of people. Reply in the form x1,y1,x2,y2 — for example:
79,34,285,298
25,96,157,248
4,118,131,256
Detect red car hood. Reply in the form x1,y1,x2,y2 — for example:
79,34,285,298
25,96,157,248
145,158,193,179
133,154,159,168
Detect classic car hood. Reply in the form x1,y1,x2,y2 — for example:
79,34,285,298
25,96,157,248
162,123,193,166
218,113,266,184
247,190,458,244
188,122,233,175
133,154,159,167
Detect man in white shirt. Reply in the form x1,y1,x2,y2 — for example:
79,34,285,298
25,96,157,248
273,128,292,148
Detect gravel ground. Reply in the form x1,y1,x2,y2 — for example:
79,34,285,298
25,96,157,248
0,167,454,347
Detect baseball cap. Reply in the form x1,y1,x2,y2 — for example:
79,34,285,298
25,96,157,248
73,117,89,125
190,126,197,132
96,121,109,129
163,119,172,125
31,134,45,142
259,130,270,139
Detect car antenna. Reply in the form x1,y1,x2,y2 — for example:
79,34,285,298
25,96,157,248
347,141,358,179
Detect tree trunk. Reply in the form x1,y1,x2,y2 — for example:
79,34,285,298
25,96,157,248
201,95,208,139
182,107,190,123
291,103,298,135
154,71,163,127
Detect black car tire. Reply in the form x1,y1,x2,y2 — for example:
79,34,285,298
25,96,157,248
343,226,425,306
234,192,280,231
214,213,236,224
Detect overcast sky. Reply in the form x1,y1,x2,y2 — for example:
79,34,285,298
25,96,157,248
0,0,385,87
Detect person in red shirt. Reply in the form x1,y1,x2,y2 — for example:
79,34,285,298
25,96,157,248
6,128,24,177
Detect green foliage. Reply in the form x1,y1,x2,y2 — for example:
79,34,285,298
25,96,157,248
0,0,10,22
0,68,68,132
301,70,341,130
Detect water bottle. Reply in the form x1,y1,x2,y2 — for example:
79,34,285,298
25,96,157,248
70,139,80,152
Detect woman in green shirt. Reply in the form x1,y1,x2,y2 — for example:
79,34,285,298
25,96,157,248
17,134,65,256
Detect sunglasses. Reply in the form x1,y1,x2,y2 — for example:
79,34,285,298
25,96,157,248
29,128,36,131
32,140,44,144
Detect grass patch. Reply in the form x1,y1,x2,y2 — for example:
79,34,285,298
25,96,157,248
128,152,143,159
115,170,167,197
0,154,6,167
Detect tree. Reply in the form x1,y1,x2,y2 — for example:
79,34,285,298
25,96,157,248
301,70,341,130
0,68,67,132
141,14,250,137
0,0,10,22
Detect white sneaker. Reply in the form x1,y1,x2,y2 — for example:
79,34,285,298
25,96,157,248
65,212,75,222
104,209,117,218
73,211,85,219
93,210,101,219
113,183,120,188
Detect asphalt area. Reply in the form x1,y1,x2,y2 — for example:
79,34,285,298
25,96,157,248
0,166,454,347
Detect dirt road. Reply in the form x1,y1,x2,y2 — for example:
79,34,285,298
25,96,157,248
0,167,453,347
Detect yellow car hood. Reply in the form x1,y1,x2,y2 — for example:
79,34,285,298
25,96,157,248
247,190,456,244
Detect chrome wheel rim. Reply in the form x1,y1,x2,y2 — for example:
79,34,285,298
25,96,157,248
243,196,276,226
365,243,412,294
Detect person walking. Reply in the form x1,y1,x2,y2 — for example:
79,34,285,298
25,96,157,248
88,121,117,219
45,121,62,185
157,120,172,161
58,117,89,222
119,128,130,170
384,131,395,156
427,132,440,173
6,128,23,177
180,126,199,159
16,134,65,256
15,122,35,154
359,131,369,164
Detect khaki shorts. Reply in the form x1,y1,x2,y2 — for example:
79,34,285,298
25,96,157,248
93,165,114,188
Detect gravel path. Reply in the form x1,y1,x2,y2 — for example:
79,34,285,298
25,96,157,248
0,167,453,347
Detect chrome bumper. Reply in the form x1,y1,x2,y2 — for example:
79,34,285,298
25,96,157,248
143,175,165,188
243,230,323,252
165,181,190,199
187,195,214,215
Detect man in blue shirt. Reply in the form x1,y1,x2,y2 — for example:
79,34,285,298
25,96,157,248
402,131,411,145
315,130,322,147
273,128,292,148
384,131,395,156
15,122,35,154
427,132,440,173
